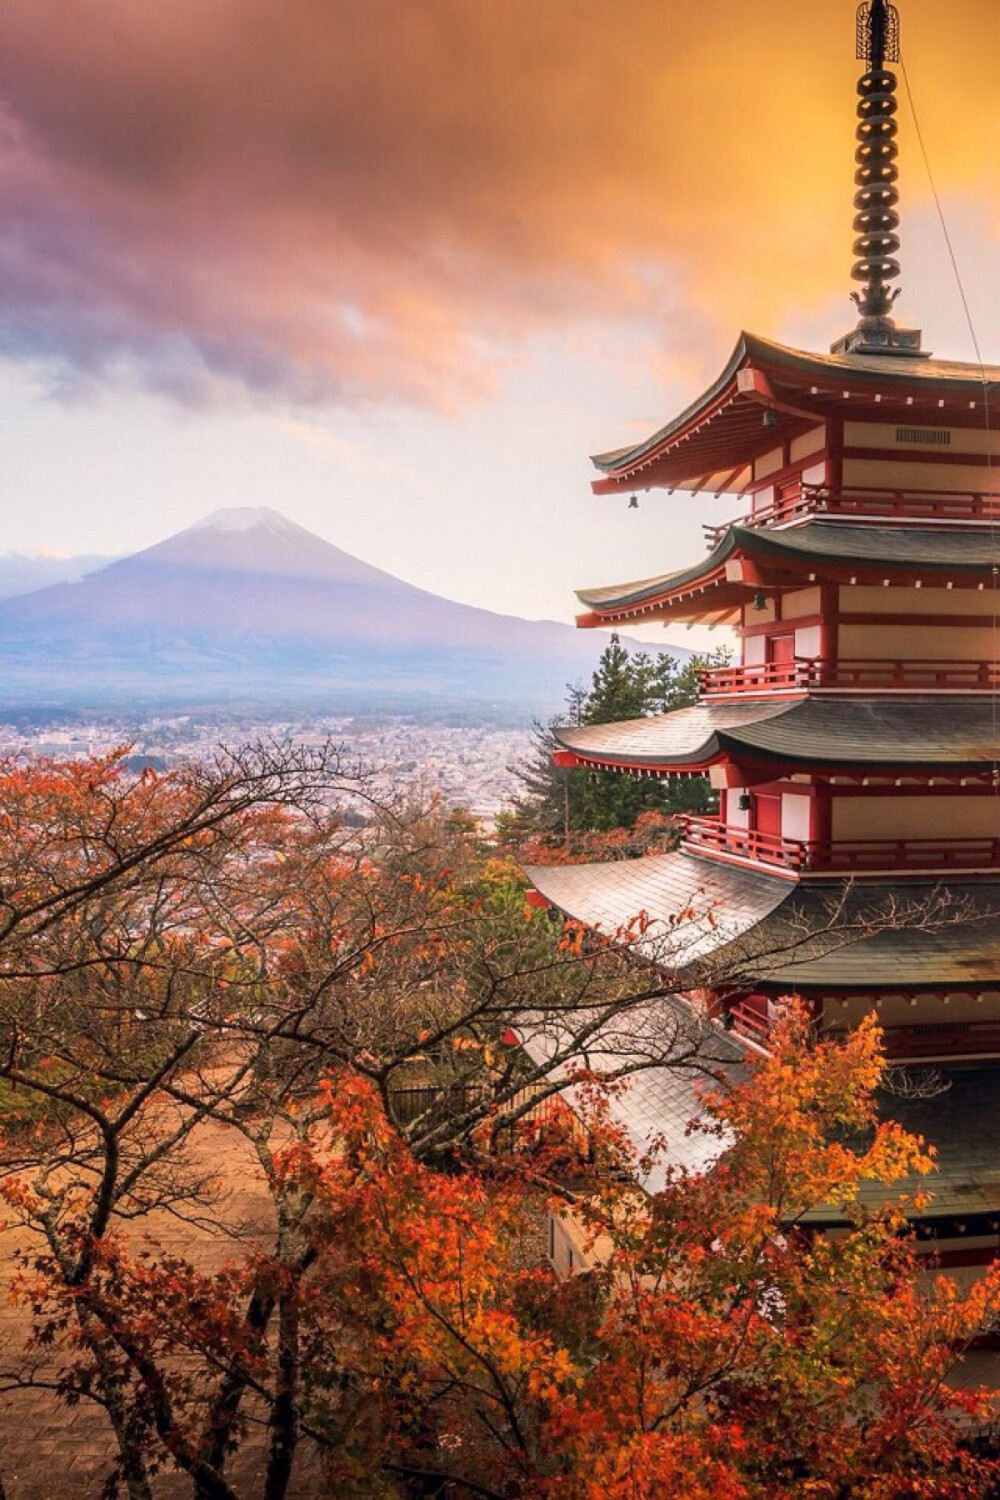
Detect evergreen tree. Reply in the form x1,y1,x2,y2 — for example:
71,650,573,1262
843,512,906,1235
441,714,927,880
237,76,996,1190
504,634,728,846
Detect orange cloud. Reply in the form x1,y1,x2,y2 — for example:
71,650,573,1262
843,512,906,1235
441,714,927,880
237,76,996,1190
0,0,995,405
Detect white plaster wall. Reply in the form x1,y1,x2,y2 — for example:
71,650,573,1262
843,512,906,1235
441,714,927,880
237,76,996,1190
781,793,812,841
726,792,751,830
794,625,822,658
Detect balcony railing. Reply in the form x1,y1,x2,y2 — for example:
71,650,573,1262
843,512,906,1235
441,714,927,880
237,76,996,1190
729,1010,1000,1061
677,815,1000,875
699,658,1000,698
878,1020,1000,1060
702,485,1000,547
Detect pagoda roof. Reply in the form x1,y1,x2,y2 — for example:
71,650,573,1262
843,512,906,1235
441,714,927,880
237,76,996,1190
576,521,1000,626
835,1066,1000,1226
553,697,1000,774
524,851,1000,994
591,332,1000,496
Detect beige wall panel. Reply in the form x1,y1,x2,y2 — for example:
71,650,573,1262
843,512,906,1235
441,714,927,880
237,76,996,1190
791,426,826,461
753,446,785,480
803,461,828,486
838,623,994,660
844,421,1000,455
743,635,766,665
794,625,822,657
741,599,776,626
783,586,821,619
842,457,1000,491
831,796,995,841
842,585,993,617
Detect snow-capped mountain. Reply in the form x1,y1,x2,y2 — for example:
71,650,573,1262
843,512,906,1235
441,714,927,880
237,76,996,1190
0,508,676,712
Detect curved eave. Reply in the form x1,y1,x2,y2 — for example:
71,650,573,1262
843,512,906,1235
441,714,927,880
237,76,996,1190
591,331,1000,497
553,698,1000,775
525,853,1000,991
575,522,1000,627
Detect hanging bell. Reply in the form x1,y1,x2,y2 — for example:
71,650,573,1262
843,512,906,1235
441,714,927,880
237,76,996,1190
762,407,778,429
628,494,639,510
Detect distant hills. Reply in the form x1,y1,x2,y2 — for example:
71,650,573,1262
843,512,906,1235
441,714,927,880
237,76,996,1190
0,552,113,601
0,508,681,716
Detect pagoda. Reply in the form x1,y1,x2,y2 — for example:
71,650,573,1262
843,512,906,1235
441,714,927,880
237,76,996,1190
527,0,1000,1075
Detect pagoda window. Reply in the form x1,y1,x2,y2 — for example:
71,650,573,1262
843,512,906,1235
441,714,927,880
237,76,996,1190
766,633,795,667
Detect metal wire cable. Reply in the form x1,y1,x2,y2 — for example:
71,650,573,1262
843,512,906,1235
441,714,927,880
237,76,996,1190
899,52,999,820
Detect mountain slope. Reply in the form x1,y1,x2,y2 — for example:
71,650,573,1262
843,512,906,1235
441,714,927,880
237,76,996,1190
0,508,680,712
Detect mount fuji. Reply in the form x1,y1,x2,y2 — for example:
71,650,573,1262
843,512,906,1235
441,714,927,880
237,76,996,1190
0,508,676,715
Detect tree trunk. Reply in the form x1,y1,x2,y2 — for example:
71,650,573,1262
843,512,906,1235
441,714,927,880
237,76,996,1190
264,1290,300,1500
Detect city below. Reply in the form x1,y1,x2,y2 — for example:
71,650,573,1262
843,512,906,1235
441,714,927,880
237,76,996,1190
0,713,534,825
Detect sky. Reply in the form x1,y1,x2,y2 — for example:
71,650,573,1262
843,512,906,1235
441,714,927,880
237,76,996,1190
0,0,999,651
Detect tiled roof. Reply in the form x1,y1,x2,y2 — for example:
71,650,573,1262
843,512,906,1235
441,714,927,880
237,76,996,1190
813,1065,1000,1224
524,847,792,971
591,332,1000,494
554,697,1000,770
577,523,1000,614
524,852,1000,990
519,995,747,1192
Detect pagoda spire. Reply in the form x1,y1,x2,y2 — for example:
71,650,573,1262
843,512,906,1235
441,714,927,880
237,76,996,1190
831,1,926,357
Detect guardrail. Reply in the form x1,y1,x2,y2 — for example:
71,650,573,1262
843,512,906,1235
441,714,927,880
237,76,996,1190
699,658,1000,697
677,815,1000,874
702,485,1000,547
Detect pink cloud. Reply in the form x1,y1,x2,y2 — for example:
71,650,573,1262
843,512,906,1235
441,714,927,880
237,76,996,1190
0,0,996,407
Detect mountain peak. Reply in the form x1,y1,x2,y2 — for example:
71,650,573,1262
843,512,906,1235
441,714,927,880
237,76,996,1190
187,506,301,537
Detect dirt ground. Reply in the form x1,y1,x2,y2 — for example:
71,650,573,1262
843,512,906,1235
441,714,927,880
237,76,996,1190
0,1116,326,1500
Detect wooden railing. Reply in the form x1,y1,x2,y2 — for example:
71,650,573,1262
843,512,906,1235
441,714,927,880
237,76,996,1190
699,658,1000,697
702,485,1000,547
879,1020,1000,1060
729,1012,1000,1060
727,1000,774,1049
677,815,1000,875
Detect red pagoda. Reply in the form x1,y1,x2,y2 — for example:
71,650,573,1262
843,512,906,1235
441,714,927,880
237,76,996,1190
528,1,1000,1259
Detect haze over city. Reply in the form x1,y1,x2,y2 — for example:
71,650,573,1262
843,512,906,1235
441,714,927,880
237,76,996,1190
0,0,998,651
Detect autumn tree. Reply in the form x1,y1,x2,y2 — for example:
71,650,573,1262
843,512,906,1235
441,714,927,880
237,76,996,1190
0,747,731,1497
9,1010,999,1499
0,750,993,1499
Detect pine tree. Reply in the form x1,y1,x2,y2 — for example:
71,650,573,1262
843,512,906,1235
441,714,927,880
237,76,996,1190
504,634,725,845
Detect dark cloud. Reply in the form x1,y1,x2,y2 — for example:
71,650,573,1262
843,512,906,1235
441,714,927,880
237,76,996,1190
0,0,995,406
